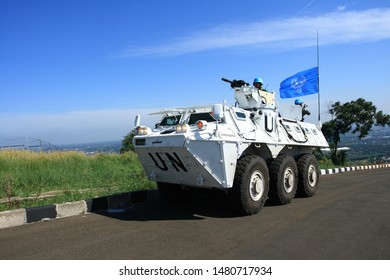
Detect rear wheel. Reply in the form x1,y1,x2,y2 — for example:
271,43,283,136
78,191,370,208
297,154,320,197
269,154,298,205
230,155,269,215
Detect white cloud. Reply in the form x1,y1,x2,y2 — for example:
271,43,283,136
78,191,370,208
119,8,390,57
337,6,347,12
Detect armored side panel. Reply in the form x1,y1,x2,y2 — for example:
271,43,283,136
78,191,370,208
134,134,250,189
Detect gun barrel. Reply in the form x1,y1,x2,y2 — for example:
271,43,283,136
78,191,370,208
221,77,232,84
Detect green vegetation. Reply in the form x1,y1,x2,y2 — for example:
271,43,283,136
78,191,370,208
120,132,135,153
317,157,371,170
322,98,390,165
0,150,155,211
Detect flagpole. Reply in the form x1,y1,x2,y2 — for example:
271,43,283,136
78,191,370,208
317,30,321,125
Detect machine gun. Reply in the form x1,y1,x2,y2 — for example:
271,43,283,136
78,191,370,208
221,78,249,88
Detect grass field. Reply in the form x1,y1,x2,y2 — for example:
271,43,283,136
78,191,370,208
0,150,155,211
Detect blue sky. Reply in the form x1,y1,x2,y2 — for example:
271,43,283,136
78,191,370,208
1,0,390,145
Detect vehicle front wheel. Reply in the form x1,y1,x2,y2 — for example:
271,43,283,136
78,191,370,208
230,155,269,215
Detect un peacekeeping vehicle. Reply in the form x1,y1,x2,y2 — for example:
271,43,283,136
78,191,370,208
132,78,329,215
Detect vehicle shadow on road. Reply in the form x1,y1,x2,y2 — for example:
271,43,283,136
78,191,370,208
94,190,261,221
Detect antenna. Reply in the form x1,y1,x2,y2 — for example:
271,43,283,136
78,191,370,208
317,30,321,125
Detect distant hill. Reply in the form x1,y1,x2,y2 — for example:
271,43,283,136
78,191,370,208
58,140,122,154
0,138,122,154
338,126,390,162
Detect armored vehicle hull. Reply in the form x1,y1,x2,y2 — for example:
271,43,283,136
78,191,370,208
133,81,328,214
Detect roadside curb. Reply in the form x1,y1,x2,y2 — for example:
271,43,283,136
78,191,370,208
320,163,390,175
0,189,160,230
1,163,389,229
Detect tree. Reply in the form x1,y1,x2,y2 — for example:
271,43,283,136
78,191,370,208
322,98,390,165
120,132,135,153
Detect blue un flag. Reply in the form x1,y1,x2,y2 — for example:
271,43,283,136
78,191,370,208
279,67,319,99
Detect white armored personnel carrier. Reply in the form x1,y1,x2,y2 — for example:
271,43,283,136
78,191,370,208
132,78,329,215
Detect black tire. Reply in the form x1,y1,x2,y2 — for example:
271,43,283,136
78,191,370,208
297,154,320,197
269,154,298,205
157,182,189,204
230,155,269,215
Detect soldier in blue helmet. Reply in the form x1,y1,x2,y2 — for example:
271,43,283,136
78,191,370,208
253,77,269,92
253,77,264,90
294,98,311,121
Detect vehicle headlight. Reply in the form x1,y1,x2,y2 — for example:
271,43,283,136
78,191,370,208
196,120,208,130
136,126,151,135
175,124,188,133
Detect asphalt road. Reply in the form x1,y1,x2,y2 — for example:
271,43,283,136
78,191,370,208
1,169,389,260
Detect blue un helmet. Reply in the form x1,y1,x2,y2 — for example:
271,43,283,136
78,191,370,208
294,98,304,106
253,77,264,85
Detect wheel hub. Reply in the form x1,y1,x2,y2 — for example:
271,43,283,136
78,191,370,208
249,171,264,201
308,165,317,187
283,168,294,193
